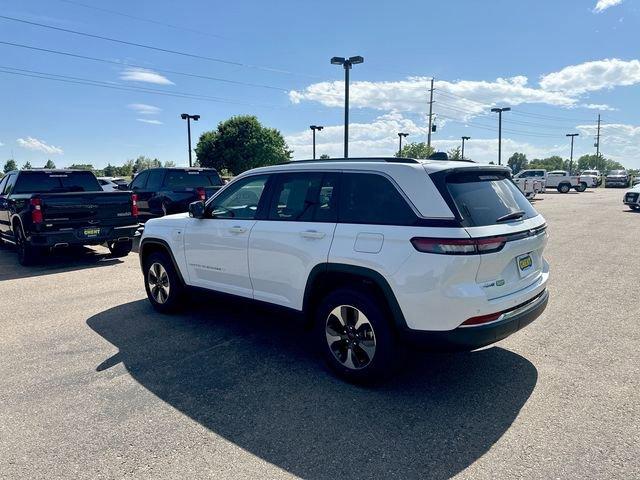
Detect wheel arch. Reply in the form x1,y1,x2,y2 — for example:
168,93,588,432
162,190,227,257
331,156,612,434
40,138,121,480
302,263,408,331
139,238,186,284
10,215,26,238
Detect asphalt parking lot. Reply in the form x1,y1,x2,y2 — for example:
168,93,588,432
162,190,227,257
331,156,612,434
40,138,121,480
0,188,638,480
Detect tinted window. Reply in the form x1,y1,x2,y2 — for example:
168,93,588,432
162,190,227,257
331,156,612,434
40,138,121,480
210,175,267,220
14,171,101,193
0,176,8,194
130,171,149,189
314,173,339,222
98,179,108,185
146,170,165,190
3,174,16,195
164,170,222,189
268,173,322,221
339,173,416,225
446,171,538,227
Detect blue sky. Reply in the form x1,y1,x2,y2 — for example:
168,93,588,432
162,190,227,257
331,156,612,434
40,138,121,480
1,0,640,169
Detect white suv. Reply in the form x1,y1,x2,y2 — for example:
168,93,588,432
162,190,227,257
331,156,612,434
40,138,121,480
139,158,550,382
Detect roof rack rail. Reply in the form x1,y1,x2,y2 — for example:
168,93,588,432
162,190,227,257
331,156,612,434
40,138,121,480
279,157,420,165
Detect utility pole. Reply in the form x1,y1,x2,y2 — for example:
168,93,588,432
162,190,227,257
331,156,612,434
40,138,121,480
491,107,511,165
427,78,435,149
180,113,200,167
567,133,579,174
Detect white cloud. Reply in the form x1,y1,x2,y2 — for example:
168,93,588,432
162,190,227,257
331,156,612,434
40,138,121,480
594,0,623,12
137,119,163,125
579,103,617,111
17,137,63,155
120,68,174,85
539,59,640,94
128,103,162,115
0,141,4,147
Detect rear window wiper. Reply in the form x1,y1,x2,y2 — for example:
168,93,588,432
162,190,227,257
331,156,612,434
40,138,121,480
496,210,525,223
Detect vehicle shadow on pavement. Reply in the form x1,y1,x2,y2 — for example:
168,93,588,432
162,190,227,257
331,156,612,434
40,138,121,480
0,245,123,281
87,297,538,480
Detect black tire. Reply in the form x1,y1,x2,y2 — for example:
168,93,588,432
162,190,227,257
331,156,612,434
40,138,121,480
558,183,570,193
575,183,587,192
14,225,41,266
314,287,401,384
631,205,640,211
143,251,185,313
108,239,133,257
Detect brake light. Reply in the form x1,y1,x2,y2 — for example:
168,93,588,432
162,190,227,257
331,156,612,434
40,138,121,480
196,187,206,201
460,311,503,326
410,236,507,255
131,194,138,217
30,198,43,224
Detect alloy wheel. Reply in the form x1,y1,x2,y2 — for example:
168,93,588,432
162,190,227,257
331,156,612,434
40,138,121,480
147,262,170,304
325,305,377,370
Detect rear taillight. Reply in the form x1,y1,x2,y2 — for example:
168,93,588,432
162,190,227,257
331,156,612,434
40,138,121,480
30,198,43,224
410,236,507,255
460,311,503,326
131,194,138,217
196,187,206,201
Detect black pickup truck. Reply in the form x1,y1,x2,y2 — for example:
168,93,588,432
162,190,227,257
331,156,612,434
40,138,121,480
0,169,139,265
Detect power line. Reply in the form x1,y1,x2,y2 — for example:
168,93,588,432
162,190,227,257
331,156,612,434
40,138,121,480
0,14,318,78
55,0,225,40
0,40,290,91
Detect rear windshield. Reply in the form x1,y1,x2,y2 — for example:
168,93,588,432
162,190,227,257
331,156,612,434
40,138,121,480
164,170,223,188
445,171,538,227
14,171,101,193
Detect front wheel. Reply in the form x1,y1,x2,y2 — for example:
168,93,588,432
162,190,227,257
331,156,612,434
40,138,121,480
143,251,184,313
631,205,640,211
575,183,587,192
558,184,571,193
315,288,401,383
108,239,133,257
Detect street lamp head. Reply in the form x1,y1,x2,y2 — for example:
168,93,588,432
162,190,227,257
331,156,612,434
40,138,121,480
317,125,324,131
398,132,409,138
180,113,189,119
192,115,200,121
330,56,346,65
348,55,364,64
462,136,471,140
566,133,579,137
503,107,511,112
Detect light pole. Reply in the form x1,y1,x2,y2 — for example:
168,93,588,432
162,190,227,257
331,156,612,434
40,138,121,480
461,136,470,161
180,113,200,167
330,55,364,158
397,132,409,156
491,107,511,165
566,133,579,174
310,125,324,159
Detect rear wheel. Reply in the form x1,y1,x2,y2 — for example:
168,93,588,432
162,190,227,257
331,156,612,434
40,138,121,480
558,183,571,193
14,226,40,266
575,182,587,192
631,205,640,211
143,251,184,312
108,239,133,257
314,288,401,383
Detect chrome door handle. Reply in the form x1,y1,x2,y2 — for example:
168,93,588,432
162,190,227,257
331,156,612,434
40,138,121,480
300,230,325,239
229,226,247,234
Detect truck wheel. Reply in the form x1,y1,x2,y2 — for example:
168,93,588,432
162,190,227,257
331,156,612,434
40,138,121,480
108,239,133,257
143,251,185,313
575,183,587,192
14,226,40,266
631,205,640,211
558,184,570,193
314,287,400,384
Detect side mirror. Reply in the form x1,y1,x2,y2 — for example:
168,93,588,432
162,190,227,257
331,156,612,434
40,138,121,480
189,200,206,219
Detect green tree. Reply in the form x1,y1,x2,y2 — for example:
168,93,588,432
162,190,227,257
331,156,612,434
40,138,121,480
163,160,176,168
44,159,56,169
67,163,94,171
22,161,32,170
529,156,565,171
116,159,135,177
3,159,17,173
132,155,162,173
396,142,435,159
102,163,117,177
447,146,462,161
195,115,292,175
319,154,331,159
507,152,528,174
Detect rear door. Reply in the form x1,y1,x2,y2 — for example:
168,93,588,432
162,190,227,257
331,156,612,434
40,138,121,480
439,169,547,300
248,171,338,309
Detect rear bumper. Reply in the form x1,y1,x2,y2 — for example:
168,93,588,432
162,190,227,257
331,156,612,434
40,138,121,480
28,224,139,247
400,289,549,351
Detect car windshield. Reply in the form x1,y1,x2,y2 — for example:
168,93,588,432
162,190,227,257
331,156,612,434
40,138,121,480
164,170,223,188
14,171,102,193
445,171,538,227
609,170,626,175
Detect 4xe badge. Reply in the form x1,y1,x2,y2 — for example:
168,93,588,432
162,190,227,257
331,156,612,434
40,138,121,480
482,279,505,288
